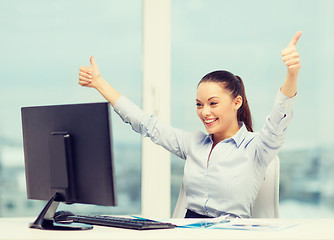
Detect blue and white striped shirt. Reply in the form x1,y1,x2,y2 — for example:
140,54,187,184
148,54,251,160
113,90,296,218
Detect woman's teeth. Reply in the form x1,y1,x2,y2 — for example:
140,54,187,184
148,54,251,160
204,118,217,124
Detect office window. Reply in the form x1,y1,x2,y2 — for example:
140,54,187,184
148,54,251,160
0,0,142,217
171,0,334,217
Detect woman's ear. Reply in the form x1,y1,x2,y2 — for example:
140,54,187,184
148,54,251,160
234,96,243,110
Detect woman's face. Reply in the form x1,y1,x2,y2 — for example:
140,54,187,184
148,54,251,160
196,82,242,139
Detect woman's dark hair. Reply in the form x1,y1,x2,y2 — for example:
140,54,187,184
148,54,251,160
198,70,253,132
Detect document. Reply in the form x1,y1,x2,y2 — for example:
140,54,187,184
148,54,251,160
171,215,231,228
166,217,297,231
208,218,297,231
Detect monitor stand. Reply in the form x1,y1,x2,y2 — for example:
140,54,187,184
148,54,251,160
29,193,93,231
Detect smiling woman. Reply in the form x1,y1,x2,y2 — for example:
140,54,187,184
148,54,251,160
170,0,334,219
77,31,301,218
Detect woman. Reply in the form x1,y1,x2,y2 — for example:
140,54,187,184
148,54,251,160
78,31,302,219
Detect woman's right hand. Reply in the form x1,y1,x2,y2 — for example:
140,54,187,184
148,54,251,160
78,56,102,89
78,56,122,106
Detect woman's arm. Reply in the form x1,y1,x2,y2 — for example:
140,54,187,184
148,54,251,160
78,56,188,159
253,32,302,166
78,56,121,106
280,31,302,98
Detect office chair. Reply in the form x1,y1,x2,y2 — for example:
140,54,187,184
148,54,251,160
172,156,280,218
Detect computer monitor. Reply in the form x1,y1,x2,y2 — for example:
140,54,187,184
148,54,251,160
21,102,116,230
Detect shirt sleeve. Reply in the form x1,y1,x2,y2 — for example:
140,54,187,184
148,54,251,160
255,90,297,167
113,96,187,160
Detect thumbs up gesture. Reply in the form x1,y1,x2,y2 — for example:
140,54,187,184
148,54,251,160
281,31,302,75
78,56,102,88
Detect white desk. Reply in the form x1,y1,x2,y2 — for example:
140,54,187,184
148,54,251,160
1,217,334,240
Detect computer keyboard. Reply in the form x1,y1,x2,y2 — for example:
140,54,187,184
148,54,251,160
66,214,177,230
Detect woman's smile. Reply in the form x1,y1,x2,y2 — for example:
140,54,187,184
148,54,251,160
203,117,218,127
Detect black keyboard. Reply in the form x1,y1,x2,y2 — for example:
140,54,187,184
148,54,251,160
67,214,177,230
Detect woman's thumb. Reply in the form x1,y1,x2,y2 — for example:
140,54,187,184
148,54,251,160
90,56,96,66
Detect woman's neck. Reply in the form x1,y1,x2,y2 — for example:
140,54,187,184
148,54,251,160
212,121,240,146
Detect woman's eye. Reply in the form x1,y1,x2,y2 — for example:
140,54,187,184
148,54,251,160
196,103,203,108
210,102,217,106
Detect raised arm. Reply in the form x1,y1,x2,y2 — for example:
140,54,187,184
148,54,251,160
78,56,121,106
253,32,302,166
280,31,302,98
78,56,188,159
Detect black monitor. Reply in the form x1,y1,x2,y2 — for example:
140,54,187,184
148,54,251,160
21,102,116,230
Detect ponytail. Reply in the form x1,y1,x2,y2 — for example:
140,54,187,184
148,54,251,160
199,70,253,132
235,76,253,132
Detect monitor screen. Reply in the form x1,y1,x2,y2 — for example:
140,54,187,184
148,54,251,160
21,102,116,230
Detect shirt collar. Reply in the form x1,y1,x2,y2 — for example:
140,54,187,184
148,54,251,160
231,122,249,148
204,122,249,148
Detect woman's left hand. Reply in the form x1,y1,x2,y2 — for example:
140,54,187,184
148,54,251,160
280,31,302,98
281,31,302,75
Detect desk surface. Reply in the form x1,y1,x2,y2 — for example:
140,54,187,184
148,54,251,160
1,217,334,240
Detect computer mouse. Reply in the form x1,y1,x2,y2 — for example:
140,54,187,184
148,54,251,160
53,211,75,223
